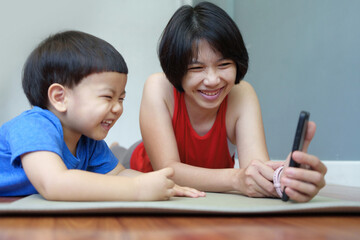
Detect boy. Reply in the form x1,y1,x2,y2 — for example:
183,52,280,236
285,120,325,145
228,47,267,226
0,30,204,201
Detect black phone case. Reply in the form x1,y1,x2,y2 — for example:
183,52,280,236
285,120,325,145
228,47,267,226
282,111,310,201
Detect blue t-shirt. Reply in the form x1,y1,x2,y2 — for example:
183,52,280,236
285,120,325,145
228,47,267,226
0,107,119,196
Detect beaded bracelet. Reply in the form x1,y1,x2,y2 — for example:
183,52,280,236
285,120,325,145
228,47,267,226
273,166,284,198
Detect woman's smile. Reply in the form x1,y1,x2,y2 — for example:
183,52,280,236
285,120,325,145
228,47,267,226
198,87,224,100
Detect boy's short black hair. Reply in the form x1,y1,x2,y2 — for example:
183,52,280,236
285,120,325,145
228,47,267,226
158,1,249,92
22,30,128,109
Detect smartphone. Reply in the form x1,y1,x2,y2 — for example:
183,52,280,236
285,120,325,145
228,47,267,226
282,111,310,201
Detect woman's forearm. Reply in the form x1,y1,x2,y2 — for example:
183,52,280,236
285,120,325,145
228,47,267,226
166,161,240,193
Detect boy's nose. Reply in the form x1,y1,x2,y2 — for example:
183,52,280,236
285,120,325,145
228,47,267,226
111,101,123,115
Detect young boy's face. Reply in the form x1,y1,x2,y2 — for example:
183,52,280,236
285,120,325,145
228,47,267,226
63,72,127,141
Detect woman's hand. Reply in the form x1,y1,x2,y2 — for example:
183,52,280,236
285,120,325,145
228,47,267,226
234,159,279,198
280,121,327,202
281,151,327,202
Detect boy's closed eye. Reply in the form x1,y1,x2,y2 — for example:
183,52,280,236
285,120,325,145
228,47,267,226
100,95,115,102
101,95,125,102
119,92,126,102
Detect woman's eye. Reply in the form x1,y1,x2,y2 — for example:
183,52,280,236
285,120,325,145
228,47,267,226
219,62,231,67
188,66,203,71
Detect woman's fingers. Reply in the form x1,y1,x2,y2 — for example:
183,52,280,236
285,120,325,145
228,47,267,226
241,160,279,198
302,121,316,153
292,151,327,177
281,151,327,202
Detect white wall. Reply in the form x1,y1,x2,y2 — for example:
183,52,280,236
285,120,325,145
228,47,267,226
0,0,186,148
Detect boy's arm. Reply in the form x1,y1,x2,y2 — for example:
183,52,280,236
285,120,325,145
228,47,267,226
107,165,142,177
108,165,206,198
21,151,175,201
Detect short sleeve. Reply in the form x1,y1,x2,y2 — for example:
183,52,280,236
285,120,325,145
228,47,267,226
83,139,119,174
7,111,63,167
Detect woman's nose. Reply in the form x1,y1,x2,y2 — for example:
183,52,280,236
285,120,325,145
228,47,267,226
203,68,220,86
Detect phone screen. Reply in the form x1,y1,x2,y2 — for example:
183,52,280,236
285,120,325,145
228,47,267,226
282,111,310,201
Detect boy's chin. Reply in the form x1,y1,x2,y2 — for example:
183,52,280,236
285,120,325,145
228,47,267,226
86,133,107,141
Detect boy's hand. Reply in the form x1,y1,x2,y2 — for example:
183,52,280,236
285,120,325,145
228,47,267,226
173,185,206,198
134,167,176,201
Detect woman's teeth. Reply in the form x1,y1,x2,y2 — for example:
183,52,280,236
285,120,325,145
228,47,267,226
199,88,222,96
201,90,219,96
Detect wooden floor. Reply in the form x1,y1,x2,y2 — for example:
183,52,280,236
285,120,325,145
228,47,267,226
0,184,359,240
1,215,359,240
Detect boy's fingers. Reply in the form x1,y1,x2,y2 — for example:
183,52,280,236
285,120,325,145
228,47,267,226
168,189,175,198
167,179,175,188
158,167,175,178
182,187,206,197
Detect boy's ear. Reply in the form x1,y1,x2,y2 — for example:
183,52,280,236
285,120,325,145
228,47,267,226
48,83,68,112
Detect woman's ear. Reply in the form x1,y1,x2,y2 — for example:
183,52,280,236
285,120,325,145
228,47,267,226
48,83,68,112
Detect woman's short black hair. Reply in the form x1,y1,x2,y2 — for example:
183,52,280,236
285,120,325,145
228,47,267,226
158,1,249,92
22,30,128,109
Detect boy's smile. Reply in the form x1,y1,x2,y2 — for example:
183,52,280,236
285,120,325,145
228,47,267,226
101,119,114,131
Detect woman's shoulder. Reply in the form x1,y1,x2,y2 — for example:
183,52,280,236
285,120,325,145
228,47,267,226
145,72,173,95
146,72,170,86
227,80,258,108
228,80,256,98
143,72,175,113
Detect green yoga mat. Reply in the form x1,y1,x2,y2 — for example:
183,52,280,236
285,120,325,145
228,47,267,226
1,192,359,215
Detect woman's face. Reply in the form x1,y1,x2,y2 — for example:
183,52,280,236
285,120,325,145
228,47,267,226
182,40,237,110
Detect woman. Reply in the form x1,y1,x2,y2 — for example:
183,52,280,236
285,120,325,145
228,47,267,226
119,1,326,202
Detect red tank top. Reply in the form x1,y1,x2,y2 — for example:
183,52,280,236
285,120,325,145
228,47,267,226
130,88,234,172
